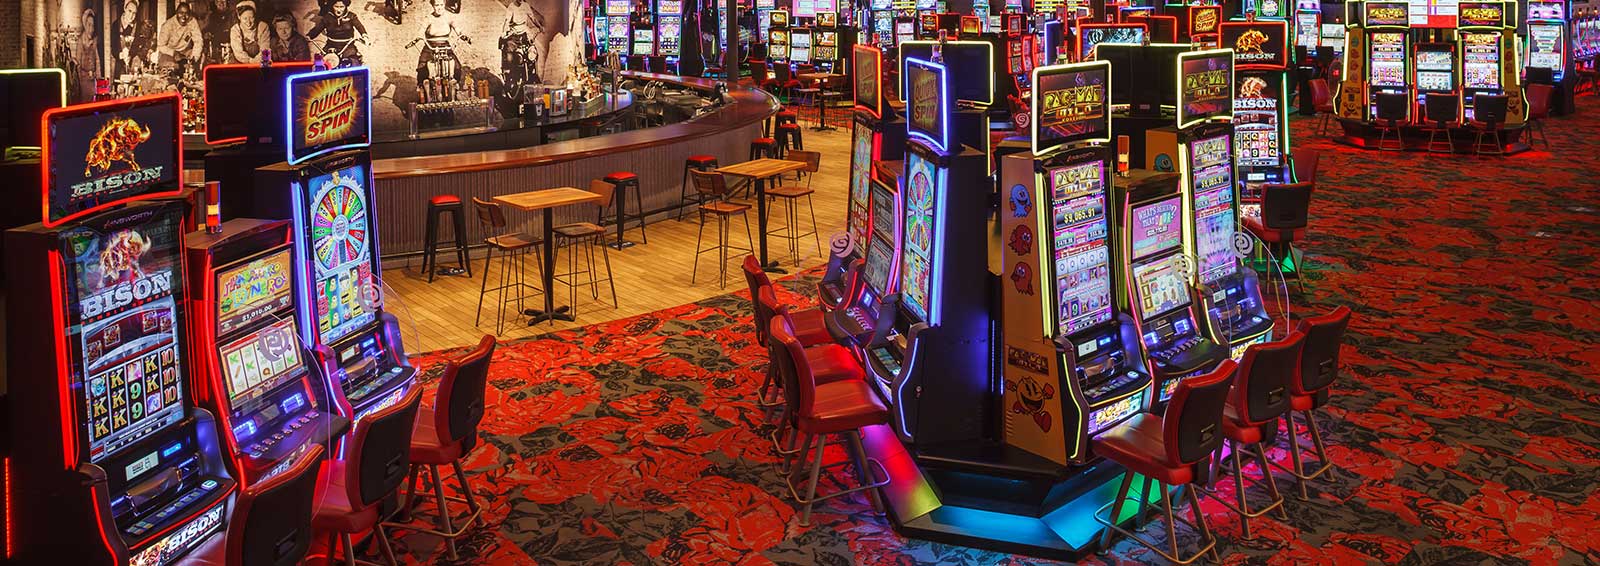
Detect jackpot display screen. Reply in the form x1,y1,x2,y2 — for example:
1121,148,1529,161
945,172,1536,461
848,122,873,247
288,68,371,165
1189,135,1237,284
865,236,895,294
44,96,181,226
1133,253,1192,319
900,152,939,321
61,203,186,462
853,46,881,113
1049,160,1113,336
1462,34,1501,90
1033,63,1110,153
1369,33,1408,87
1130,197,1182,260
216,249,295,337
1178,51,1234,128
1233,75,1282,168
306,164,377,344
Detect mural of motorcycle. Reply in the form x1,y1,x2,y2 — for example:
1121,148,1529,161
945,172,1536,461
499,33,539,106
308,0,371,66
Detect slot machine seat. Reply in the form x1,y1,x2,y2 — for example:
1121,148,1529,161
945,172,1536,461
1422,93,1460,153
1309,78,1336,135
1242,181,1313,293
312,386,423,566
1272,306,1351,499
386,335,496,560
1525,83,1554,149
178,446,325,566
1205,333,1304,539
1373,92,1410,151
764,299,866,464
1092,361,1237,564
743,255,831,348
1469,93,1510,155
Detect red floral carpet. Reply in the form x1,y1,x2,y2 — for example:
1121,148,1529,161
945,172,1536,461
385,98,1600,565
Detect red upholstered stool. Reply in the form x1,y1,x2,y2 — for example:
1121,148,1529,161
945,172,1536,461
775,122,804,156
423,194,471,283
313,387,422,566
750,137,778,160
177,446,324,566
769,316,889,526
1205,333,1304,539
679,155,722,221
1243,181,1313,294
1275,306,1352,499
384,336,495,560
773,109,800,137
602,171,647,248
1093,360,1237,564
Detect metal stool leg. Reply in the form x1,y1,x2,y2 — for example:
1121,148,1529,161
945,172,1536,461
423,207,440,282
452,208,471,278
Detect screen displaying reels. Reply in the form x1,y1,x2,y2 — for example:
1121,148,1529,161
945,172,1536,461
1130,197,1183,260
62,204,186,462
871,178,896,242
1369,33,1408,87
900,152,939,321
216,248,295,337
1233,75,1282,168
306,164,377,345
865,236,894,294
1133,253,1192,319
1189,135,1237,285
1527,25,1565,73
848,122,873,248
1049,161,1113,336
219,317,305,404
1462,34,1501,90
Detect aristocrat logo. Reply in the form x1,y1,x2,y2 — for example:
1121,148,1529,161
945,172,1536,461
82,271,173,318
302,77,359,146
73,117,163,198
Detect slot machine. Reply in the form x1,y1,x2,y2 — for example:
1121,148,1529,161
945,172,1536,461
871,0,897,45
918,12,940,38
1294,6,1321,57
1186,5,1223,47
792,27,815,64
633,27,658,56
1220,19,1292,185
821,45,908,309
1525,0,1575,113
757,0,775,39
252,67,418,430
1338,1,1410,121
1126,49,1232,402
184,219,341,487
658,0,684,69
895,17,918,45
1457,2,1521,122
1075,20,1150,62
605,0,632,54
1412,43,1458,116
5,93,235,566
769,10,791,63
816,13,841,71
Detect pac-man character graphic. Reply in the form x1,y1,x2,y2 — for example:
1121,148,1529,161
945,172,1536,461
84,117,152,177
1009,375,1056,432
1240,76,1268,99
1235,29,1269,54
1010,184,1033,218
1008,225,1034,255
1010,262,1035,295
1154,154,1175,172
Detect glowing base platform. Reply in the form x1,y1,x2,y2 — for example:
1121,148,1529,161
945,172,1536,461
861,425,1162,560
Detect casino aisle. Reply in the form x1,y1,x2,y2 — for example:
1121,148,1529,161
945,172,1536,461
372,97,1600,564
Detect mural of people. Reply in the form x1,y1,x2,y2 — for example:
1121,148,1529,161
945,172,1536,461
229,2,273,63
306,0,369,66
270,12,313,62
71,8,103,101
115,0,158,79
501,0,544,92
408,0,471,82
201,0,234,64
156,1,204,78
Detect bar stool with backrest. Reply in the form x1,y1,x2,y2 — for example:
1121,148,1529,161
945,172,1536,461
1423,92,1460,153
771,63,801,101
550,181,620,317
767,150,824,266
177,446,325,566
385,335,496,560
1207,333,1304,539
421,195,471,282
313,386,423,566
679,155,721,221
1242,181,1313,294
1310,78,1336,135
744,256,831,409
762,293,865,469
1275,306,1352,499
1469,93,1510,155
1093,360,1237,565
1525,83,1554,150
769,315,889,526
688,169,755,288
471,198,543,335
1374,91,1410,151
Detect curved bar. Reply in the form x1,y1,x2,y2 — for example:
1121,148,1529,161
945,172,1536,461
369,74,779,259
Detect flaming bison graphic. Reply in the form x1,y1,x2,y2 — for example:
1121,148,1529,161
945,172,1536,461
1240,76,1269,99
1235,29,1270,54
84,117,152,177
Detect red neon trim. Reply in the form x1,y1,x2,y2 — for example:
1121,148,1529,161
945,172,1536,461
126,495,231,549
89,487,116,558
195,256,251,483
50,252,77,469
1219,20,1291,70
5,457,12,558
39,93,186,228
201,62,315,146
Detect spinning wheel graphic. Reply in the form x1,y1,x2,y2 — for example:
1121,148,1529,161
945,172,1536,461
311,183,369,271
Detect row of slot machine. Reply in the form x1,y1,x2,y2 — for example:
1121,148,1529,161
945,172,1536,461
768,10,845,69
1578,8,1600,62
1335,0,1530,123
811,41,1272,558
3,65,417,565
593,0,685,63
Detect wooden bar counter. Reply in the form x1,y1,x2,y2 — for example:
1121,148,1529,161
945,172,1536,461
367,73,778,259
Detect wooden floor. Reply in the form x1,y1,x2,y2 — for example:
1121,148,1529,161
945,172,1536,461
383,124,854,354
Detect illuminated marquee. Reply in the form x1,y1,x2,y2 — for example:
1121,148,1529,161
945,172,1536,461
286,66,371,165
1040,85,1105,125
300,77,359,148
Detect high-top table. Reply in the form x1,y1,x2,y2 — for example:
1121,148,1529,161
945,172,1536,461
493,187,603,324
716,158,808,273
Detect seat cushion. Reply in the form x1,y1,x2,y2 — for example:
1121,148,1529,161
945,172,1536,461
776,110,798,119
752,138,777,146
767,185,815,198
777,123,801,131
430,194,462,206
803,344,865,385
1242,216,1305,243
799,379,889,434
1091,413,1194,485
555,222,606,238
687,154,718,165
1221,402,1264,444
1290,390,1330,411
604,171,639,183
486,233,540,250
789,307,832,346
411,406,463,465
312,461,381,534
701,202,751,214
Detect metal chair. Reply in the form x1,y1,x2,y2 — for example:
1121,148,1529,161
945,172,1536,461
1272,306,1353,499
688,169,755,288
471,198,543,335
767,150,824,266
550,180,621,317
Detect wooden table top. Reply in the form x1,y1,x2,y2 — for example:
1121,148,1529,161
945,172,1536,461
798,73,845,81
492,188,602,211
717,158,807,179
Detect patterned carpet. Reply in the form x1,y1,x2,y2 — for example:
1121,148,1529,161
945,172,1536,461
383,98,1600,565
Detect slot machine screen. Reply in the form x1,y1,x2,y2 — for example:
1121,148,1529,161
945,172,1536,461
1233,75,1282,168
62,204,187,462
1297,14,1320,49
1130,197,1182,260
606,0,630,13
1177,50,1234,128
792,30,813,61
1526,24,1565,74
0,69,65,150
218,317,306,407
1188,134,1237,284
287,67,371,165
1049,160,1113,336
871,178,896,241
771,10,789,27
899,42,993,105
633,29,656,55
900,151,939,321
818,11,838,26
1033,62,1111,154
1078,25,1146,61
896,21,915,43
305,164,377,345
607,18,631,51
659,18,682,55
865,236,894,294
202,62,314,145
215,248,295,337
848,121,873,247
44,96,182,226
1133,253,1192,319
905,59,946,149
1369,32,1408,87
1462,34,1500,90
1415,49,1455,90
853,45,882,114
